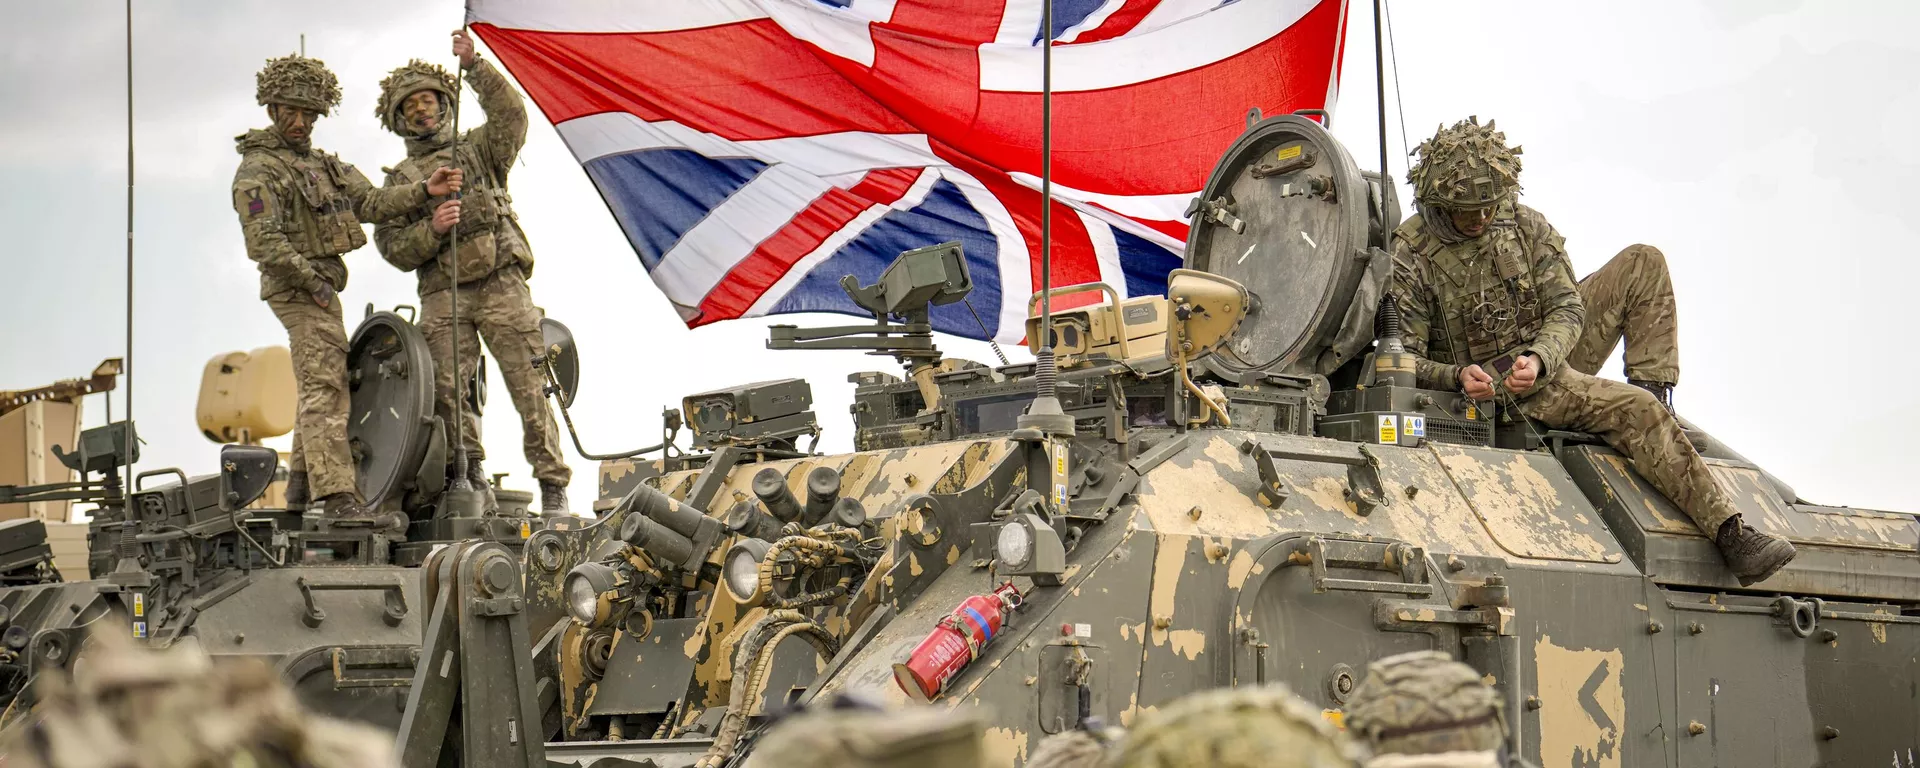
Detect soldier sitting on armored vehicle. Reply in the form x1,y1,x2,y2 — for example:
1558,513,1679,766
1385,117,1794,585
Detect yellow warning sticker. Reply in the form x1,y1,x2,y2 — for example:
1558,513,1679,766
519,520,533,539
1322,709,1346,729
1377,414,1398,444
132,593,145,617
1275,144,1303,162
1466,403,1479,420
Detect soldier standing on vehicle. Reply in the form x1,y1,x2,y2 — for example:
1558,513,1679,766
373,29,572,514
1343,651,1506,768
1568,243,1682,410
1387,117,1794,586
231,55,461,521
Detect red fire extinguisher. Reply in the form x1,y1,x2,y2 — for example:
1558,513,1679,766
892,582,1024,702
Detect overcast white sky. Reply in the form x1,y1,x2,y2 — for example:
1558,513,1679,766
2,0,1915,512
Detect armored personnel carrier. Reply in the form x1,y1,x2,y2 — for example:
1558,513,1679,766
0,309,579,733
435,114,1920,768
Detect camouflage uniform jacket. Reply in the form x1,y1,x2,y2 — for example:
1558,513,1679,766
375,59,532,296
231,129,429,299
1388,202,1586,393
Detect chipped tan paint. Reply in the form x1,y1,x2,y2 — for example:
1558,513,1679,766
1433,448,1612,562
1535,634,1624,768
1872,621,1889,644
909,552,924,577
1147,537,1188,647
945,544,962,566
1167,629,1206,660
1227,547,1264,589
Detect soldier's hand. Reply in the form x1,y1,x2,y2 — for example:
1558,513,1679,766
1459,364,1495,401
453,28,477,70
426,166,464,197
311,283,336,309
1506,354,1541,395
431,199,463,235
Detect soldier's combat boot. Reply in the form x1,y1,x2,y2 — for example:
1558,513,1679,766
1630,379,1674,412
317,492,374,521
284,470,309,512
540,480,569,517
1715,514,1796,586
468,457,500,514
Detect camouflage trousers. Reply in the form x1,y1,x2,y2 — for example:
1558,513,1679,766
266,292,356,499
1518,367,1735,533
420,266,571,485
1567,244,1680,385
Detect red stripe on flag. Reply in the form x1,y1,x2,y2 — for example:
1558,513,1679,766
474,21,915,138
930,142,1104,312
1070,0,1164,44
693,167,925,325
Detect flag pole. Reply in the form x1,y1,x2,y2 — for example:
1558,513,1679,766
123,0,135,508
444,6,481,514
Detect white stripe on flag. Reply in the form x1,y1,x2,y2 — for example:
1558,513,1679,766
744,168,942,318
1058,0,1130,43
468,0,767,32
651,164,834,307
554,114,942,178
1005,172,1191,236
978,0,1320,92
1079,209,1129,300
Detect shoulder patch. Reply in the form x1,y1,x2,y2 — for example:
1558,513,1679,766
232,178,274,220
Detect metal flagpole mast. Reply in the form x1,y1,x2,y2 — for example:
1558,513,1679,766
446,11,473,499
1018,1,1075,453
1373,0,1389,179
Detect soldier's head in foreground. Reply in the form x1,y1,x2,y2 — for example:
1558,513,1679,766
255,55,341,151
746,693,988,768
1343,651,1504,768
377,59,458,140
1114,684,1363,768
1,631,396,768
1027,718,1125,768
1407,117,1521,240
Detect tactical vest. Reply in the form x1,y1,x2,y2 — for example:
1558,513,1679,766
1399,205,1556,370
256,148,369,260
391,143,529,287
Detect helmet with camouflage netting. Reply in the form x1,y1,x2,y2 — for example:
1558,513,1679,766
255,55,342,114
1114,684,1363,768
1343,651,1505,756
1407,117,1521,210
377,59,458,134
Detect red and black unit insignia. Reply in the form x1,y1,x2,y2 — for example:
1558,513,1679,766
246,188,265,217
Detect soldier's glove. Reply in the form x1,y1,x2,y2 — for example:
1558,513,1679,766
311,283,336,309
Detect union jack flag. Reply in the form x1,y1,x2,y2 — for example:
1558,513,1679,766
470,0,1349,342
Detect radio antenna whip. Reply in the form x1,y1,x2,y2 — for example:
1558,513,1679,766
1017,0,1074,440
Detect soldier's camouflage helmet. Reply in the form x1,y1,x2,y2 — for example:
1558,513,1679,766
1114,685,1363,768
0,632,397,768
1408,117,1522,210
745,701,987,768
377,59,458,134
255,55,342,114
1343,651,1505,756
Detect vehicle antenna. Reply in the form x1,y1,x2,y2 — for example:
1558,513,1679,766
123,0,135,506
1373,0,1389,179
1017,0,1074,441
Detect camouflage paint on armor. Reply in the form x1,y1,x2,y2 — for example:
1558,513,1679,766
266,293,355,499
1390,212,1738,536
231,128,427,299
419,266,570,485
744,705,988,768
1388,203,1584,391
376,56,565,485
1568,244,1680,385
375,58,533,296
1343,651,1504,757
1113,685,1362,768
0,633,396,768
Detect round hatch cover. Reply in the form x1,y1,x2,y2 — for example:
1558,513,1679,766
347,310,436,509
1183,115,1369,379
541,317,580,409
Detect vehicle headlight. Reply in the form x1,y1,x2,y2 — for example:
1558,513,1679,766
564,561,619,625
996,521,1032,569
725,539,772,605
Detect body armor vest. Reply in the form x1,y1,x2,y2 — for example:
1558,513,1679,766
1403,205,1550,369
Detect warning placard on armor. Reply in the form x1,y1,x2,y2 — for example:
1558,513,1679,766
1377,414,1397,444
1405,415,1426,438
